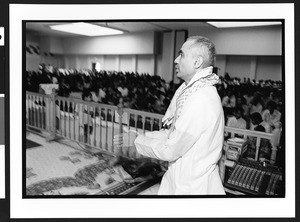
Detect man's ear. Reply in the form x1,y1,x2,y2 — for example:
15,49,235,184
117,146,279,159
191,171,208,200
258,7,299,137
194,56,203,69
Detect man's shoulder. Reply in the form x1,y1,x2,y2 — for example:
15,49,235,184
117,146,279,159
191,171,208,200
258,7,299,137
192,86,220,101
186,87,222,114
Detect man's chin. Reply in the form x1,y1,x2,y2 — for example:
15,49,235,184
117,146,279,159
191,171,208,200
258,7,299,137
176,73,184,80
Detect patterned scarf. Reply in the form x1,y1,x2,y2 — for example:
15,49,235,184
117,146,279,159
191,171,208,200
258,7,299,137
162,66,220,131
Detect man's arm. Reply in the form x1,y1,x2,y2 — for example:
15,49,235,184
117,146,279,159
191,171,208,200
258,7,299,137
135,92,216,162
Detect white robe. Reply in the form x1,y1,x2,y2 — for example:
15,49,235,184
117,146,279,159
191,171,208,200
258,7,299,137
134,84,225,195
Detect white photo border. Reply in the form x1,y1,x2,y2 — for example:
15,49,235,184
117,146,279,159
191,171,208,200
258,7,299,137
0,95,4,199
10,3,295,218
0,144,4,199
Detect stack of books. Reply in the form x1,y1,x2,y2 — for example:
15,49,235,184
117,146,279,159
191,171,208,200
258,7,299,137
225,137,248,161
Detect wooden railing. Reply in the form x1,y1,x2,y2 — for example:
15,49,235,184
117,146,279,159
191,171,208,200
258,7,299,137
224,127,278,163
26,92,52,132
26,91,280,164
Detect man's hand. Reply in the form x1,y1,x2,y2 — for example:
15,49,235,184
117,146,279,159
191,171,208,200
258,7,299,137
113,133,124,149
113,130,138,148
113,129,139,157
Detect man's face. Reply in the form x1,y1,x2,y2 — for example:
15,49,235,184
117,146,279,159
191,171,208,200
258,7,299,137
235,110,242,119
174,40,198,82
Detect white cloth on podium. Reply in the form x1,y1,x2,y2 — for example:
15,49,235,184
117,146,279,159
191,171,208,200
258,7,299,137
134,67,225,195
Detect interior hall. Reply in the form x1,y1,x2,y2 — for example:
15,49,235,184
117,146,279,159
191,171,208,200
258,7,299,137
25,21,284,196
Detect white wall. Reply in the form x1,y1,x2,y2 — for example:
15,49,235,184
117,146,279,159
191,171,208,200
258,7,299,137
102,55,117,71
26,53,40,71
50,53,156,75
137,55,155,75
61,32,156,55
158,25,282,81
120,55,134,73
256,56,282,81
27,32,157,75
215,55,227,76
189,25,282,56
215,55,281,81
43,54,65,68
188,25,282,81
226,55,252,79
26,32,65,70
26,32,41,70
26,25,282,81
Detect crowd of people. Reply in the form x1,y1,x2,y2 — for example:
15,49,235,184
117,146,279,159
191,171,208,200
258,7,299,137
26,65,176,114
217,74,283,163
218,73,282,135
25,65,283,136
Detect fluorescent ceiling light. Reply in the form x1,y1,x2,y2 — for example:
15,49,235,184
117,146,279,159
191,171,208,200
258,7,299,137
50,22,124,36
207,22,282,28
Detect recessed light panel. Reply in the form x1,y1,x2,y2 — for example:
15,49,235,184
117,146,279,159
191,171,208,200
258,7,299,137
50,22,124,36
207,21,282,28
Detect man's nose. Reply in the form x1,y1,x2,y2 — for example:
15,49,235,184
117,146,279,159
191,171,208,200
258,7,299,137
174,55,179,64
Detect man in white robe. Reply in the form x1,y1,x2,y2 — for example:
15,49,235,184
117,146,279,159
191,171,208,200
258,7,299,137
115,36,225,195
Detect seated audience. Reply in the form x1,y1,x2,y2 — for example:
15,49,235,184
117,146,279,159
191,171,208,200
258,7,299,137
25,66,282,135
226,107,247,130
249,94,264,115
261,100,282,129
249,112,265,132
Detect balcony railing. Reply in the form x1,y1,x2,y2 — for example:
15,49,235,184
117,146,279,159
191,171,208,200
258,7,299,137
26,91,280,164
